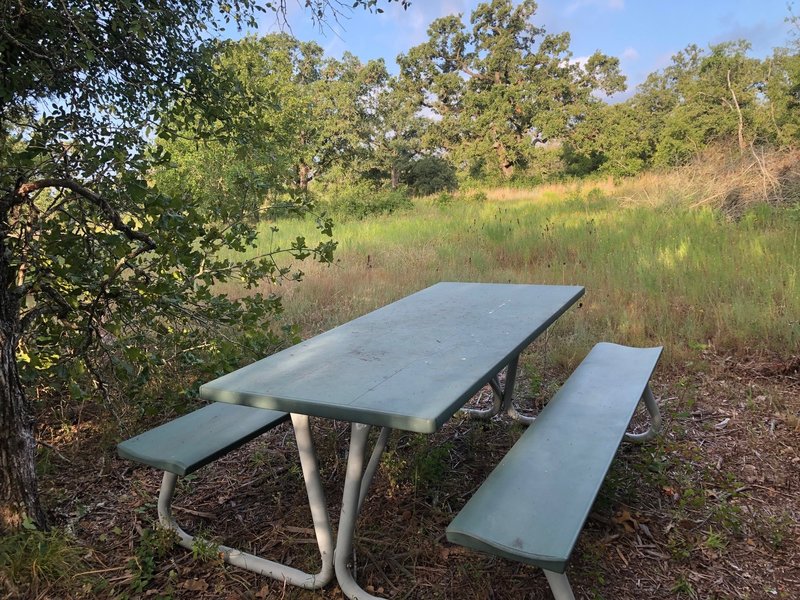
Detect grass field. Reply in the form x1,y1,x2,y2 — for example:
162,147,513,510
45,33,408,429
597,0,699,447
221,185,800,366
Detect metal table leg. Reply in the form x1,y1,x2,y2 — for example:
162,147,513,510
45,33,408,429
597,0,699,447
155,413,334,589
335,422,392,600
462,355,536,424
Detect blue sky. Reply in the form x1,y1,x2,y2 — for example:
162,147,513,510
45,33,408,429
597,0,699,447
254,0,795,101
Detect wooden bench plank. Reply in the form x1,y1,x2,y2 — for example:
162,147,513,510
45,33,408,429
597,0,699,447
446,343,662,574
117,403,288,476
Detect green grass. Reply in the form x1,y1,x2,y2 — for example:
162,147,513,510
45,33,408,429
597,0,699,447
0,528,95,597
217,187,800,366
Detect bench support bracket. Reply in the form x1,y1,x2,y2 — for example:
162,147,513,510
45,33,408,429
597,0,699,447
623,384,661,443
155,413,335,589
544,570,576,600
462,356,536,424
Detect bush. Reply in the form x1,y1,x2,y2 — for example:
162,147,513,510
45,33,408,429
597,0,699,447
467,191,488,203
435,191,454,205
326,182,412,220
402,156,458,196
0,528,94,597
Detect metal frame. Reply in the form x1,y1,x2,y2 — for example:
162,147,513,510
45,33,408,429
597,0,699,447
334,422,392,600
154,388,659,599
461,356,536,425
464,363,662,443
623,384,661,443
544,570,576,600
154,413,335,589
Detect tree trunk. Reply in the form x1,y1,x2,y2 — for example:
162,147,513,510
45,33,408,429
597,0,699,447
298,162,311,191
0,291,46,532
390,164,399,189
492,139,514,178
727,68,745,154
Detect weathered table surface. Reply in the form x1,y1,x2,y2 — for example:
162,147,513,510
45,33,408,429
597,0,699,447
200,281,585,432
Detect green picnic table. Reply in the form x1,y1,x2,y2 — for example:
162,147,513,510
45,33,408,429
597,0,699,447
119,282,663,599
199,282,584,598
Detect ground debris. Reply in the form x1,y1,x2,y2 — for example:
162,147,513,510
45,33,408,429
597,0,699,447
24,351,800,599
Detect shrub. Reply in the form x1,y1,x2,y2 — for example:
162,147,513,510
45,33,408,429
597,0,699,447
326,182,412,220
465,190,488,203
402,156,458,196
0,528,94,597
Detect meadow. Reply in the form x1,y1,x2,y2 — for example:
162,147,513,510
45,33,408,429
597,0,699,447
224,184,800,366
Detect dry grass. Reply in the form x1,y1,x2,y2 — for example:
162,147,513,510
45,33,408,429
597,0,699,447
23,351,800,599
612,146,800,214
225,178,799,366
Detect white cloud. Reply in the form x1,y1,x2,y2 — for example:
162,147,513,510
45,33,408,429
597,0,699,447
570,55,591,67
621,47,639,60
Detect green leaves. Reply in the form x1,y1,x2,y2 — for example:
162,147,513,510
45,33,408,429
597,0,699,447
397,0,625,180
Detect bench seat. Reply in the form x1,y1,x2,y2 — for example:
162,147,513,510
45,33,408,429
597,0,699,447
117,404,339,588
446,342,662,597
117,402,289,476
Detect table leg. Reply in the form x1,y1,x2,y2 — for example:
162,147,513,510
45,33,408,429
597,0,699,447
291,414,336,584
335,422,392,600
498,356,537,425
155,412,335,589
462,355,536,424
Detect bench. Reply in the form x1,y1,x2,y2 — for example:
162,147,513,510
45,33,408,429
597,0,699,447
446,342,663,600
117,404,339,584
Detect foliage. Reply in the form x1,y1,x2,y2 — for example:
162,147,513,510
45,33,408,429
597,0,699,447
0,527,93,598
569,41,800,176
127,527,179,594
402,156,458,196
326,181,412,220
0,0,403,531
156,33,390,205
397,0,625,179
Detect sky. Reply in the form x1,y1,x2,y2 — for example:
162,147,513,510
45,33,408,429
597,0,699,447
252,0,796,102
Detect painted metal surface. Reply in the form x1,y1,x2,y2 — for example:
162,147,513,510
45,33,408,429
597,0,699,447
623,384,662,443
334,422,387,600
544,570,577,600
200,282,584,433
462,355,539,424
117,403,288,476
153,413,335,588
446,343,663,576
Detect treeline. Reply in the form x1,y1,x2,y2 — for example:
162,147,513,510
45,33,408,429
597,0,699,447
156,0,800,214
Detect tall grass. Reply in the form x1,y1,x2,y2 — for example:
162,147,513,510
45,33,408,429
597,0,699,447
217,186,800,366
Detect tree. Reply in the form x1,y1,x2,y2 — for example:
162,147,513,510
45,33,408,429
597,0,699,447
158,34,391,202
397,0,625,179
570,41,799,175
366,76,429,189
0,0,404,532
154,34,315,214
296,50,389,190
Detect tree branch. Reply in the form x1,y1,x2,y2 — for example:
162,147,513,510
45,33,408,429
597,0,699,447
15,178,156,250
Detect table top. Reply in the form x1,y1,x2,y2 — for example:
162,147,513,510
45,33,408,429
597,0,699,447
199,282,584,433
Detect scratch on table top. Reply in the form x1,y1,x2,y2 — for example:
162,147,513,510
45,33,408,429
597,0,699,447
487,301,509,315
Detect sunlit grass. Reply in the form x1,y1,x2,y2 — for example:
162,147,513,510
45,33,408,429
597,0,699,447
217,186,800,366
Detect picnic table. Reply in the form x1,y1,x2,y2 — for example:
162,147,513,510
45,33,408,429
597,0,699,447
198,281,584,599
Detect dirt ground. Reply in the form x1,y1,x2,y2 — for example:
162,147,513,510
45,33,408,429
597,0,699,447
21,350,800,599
